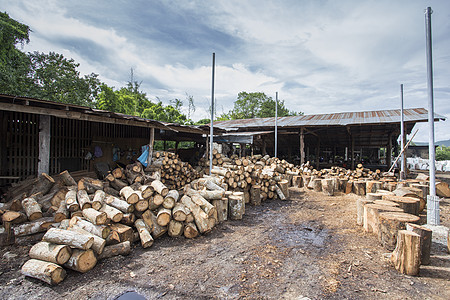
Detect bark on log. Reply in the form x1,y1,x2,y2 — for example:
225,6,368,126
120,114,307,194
142,210,166,239
250,185,261,206
228,194,245,220
69,217,110,239
406,223,432,265
278,180,289,199
292,175,303,188
77,177,103,194
168,220,184,237
150,180,169,197
391,230,421,276
139,185,154,199
65,188,79,212
363,204,403,234
82,208,108,225
120,213,136,226
12,217,54,236
64,249,97,273
185,190,217,218
100,204,123,223
97,241,131,260
338,178,349,192
134,219,154,248
59,170,77,186
54,201,69,222
311,178,322,192
212,199,228,223
198,189,224,200
21,259,66,285
356,199,373,226
184,222,199,239
92,190,105,211
30,173,55,196
104,195,134,213
104,186,120,197
163,190,179,209
22,196,43,221
382,195,420,216
29,241,72,265
109,223,134,244
156,208,172,227
378,212,420,250
172,203,189,222
77,190,92,210
180,195,211,234
321,178,335,196
43,228,94,250
68,225,106,255
353,180,366,196
119,186,139,205
345,181,353,194
373,200,400,207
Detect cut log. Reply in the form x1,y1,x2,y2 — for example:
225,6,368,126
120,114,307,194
54,201,69,223
100,204,123,223
135,198,149,212
180,195,211,234
228,194,245,220
185,189,217,217
311,178,322,192
59,170,77,186
30,173,55,196
82,208,108,225
406,223,432,265
366,193,383,200
97,241,131,260
141,210,167,238
92,190,105,210
29,241,72,265
321,178,335,196
22,196,43,221
373,200,400,207
345,181,353,194
68,225,106,255
119,186,139,205
65,188,79,212
12,217,54,236
212,199,228,223
168,220,184,237
21,259,66,285
139,185,154,199
353,180,366,196
198,189,224,200
64,249,97,273
77,189,92,210
274,184,287,200
134,219,154,248
363,204,403,234
104,186,120,197
43,228,94,250
104,195,134,213
69,217,110,239
382,195,420,216
435,181,450,198
163,190,179,209
120,213,136,226
77,177,103,194
156,208,172,226
356,199,373,226
172,203,189,222
292,175,303,188
150,180,169,197
378,212,420,250
110,178,128,191
109,223,134,244
250,185,261,206
2,210,27,224
338,178,348,192
183,222,199,239
391,230,421,276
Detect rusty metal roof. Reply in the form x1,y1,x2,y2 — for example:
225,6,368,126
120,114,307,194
214,108,445,131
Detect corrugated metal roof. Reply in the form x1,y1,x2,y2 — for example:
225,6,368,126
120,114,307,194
214,108,445,130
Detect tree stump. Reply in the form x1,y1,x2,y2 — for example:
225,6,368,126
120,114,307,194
321,178,335,196
393,187,425,212
356,199,372,226
303,175,312,187
292,175,303,188
212,199,228,223
366,180,382,193
363,204,402,234
353,180,366,196
228,194,245,220
378,212,420,250
338,178,349,192
391,230,421,276
311,178,322,192
250,185,261,206
345,181,353,194
406,223,432,265
373,200,399,207
382,195,420,216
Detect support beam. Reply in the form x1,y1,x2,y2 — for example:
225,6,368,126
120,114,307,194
315,137,320,169
38,115,51,175
300,127,305,165
387,132,392,169
351,135,355,170
147,128,154,166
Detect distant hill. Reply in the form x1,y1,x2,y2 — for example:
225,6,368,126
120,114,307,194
413,139,450,147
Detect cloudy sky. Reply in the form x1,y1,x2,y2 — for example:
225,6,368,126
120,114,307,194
2,0,449,142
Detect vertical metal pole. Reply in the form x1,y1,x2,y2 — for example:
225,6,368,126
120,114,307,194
275,92,278,158
400,84,405,180
209,53,215,175
425,7,439,225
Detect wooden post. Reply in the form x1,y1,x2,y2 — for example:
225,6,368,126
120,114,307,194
147,127,154,166
262,140,267,155
300,127,305,165
351,134,355,170
315,137,320,169
387,132,392,169
38,115,51,175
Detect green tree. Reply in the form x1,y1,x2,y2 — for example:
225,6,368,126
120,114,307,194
186,93,195,120
436,146,450,161
0,11,32,95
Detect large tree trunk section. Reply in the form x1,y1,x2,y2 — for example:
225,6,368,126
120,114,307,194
184,222,199,239
406,223,432,265
29,241,72,265
311,178,322,192
363,204,403,234
338,178,348,192
64,249,97,273
292,175,303,188
43,228,94,250
180,195,211,234
134,219,154,248
77,190,92,210
345,181,353,194
366,180,383,193
212,199,228,223
353,181,366,196
378,212,420,250
156,208,172,226
68,225,106,255
104,195,134,213
435,181,450,198
390,230,421,276
69,217,110,239
30,173,55,196
92,190,105,211
393,187,425,212
150,180,169,197
356,199,373,226
382,195,420,216
228,194,245,220
278,180,289,199
100,204,123,223
168,220,184,237
22,196,43,221
250,185,261,206
119,186,139,205
82,208,108,225
321,178,335,196
21,259,66,285
97,241,131,260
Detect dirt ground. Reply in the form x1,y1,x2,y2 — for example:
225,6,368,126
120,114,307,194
1,188,449,300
